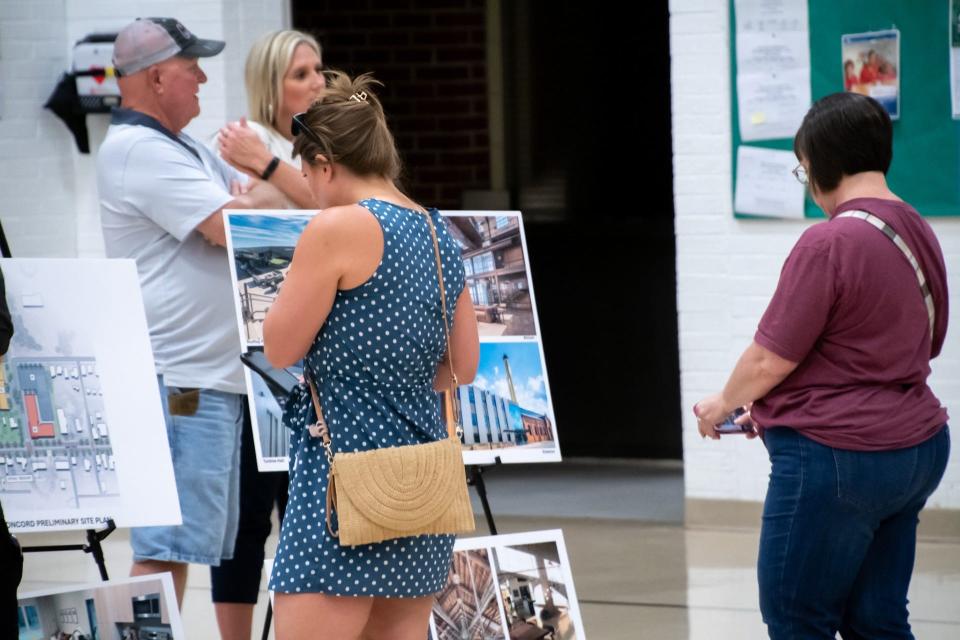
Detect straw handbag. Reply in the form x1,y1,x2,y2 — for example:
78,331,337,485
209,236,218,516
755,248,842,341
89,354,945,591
306,208,475,547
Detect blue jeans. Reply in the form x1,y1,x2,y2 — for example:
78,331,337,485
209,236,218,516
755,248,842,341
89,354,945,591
210,404,288,603
131,377,243,565
759,426,950,639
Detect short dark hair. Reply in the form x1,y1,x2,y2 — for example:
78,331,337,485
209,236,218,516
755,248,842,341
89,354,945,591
793,92,892,192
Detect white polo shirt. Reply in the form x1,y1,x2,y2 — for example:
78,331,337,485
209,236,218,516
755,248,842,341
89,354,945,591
97,108,247,394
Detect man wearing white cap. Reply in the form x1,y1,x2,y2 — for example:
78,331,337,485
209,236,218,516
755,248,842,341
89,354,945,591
97,17,282,609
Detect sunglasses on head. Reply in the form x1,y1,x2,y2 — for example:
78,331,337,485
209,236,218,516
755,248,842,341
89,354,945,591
291,112,325,147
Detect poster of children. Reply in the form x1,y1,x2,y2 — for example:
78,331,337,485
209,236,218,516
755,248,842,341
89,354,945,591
841,29,900,119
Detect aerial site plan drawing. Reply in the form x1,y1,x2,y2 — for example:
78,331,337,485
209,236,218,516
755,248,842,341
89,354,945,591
0,259,180,533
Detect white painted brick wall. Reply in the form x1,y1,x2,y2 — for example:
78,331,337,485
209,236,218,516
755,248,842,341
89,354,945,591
0,0,75,257
0,0,287,258
671,0,960,508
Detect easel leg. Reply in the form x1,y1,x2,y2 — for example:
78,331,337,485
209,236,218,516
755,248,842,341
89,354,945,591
21,518,117,582
469,465,498,536
262,602,273,640
86,529,109,580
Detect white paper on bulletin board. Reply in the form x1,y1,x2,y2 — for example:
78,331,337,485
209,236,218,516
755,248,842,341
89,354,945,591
735,0,811,141
734,146,805,218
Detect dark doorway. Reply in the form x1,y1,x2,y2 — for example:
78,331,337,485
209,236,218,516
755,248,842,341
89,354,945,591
499,2,680,459
293,1,680,459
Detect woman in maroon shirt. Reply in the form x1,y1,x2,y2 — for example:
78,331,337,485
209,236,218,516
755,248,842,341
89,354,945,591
695,92,950,639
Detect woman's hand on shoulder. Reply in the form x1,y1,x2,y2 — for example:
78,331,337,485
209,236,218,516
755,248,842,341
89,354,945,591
218,117,273,176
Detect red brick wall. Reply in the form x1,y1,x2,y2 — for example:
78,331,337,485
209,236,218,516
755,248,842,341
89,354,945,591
293,0,491,209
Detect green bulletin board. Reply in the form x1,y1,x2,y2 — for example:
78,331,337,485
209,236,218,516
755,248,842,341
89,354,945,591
731,0,960,217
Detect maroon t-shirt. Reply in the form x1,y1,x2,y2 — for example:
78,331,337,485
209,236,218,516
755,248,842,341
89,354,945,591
752,197,949,451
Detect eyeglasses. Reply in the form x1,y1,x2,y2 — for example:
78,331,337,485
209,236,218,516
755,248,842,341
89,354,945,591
291,112,325,148
791,164,809,186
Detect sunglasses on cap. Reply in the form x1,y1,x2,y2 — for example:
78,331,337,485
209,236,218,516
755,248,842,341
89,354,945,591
291,112,325,148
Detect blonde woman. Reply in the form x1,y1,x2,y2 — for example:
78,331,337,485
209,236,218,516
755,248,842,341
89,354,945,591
217,29,325,208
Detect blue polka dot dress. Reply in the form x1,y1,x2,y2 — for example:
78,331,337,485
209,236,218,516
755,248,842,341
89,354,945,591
269,198,466,597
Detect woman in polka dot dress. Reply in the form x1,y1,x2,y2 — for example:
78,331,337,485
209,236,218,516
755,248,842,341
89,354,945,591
262,71,480,639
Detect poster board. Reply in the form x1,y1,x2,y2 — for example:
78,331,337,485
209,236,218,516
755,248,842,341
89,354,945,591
430,530,587,640
0,259,181,533
731,0,960,218
265,530,587,640
445,213,559,465
17,573,185,640
223,210,560,471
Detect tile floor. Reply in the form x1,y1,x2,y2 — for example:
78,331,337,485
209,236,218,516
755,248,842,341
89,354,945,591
17,461,960,639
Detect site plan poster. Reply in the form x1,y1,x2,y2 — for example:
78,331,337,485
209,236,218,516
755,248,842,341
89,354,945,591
0,259,180,533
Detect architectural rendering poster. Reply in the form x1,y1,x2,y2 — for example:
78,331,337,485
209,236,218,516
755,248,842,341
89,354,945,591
455,341,558,465
243,346,300,473
430,529,586,640
224,212,314,346
224,210,559,470
444,213,559,464
0,259,180,533
224,212,313,472
17,573,185,640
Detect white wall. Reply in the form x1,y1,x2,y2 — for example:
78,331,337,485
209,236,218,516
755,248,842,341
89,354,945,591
0,0,288,258
671,0,960,509
0,0,76,257
50,591,96,636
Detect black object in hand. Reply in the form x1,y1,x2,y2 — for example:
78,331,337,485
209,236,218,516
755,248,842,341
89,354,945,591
714,407,751,434
240,350,301,398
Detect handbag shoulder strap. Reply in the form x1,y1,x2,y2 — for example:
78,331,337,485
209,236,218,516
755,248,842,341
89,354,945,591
418,211,458,386
836,209,935,342
304,206,460,447
418,210,462,437
306,376,334,464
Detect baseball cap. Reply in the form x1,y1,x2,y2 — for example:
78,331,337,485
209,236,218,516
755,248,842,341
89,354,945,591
113,17,225,76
